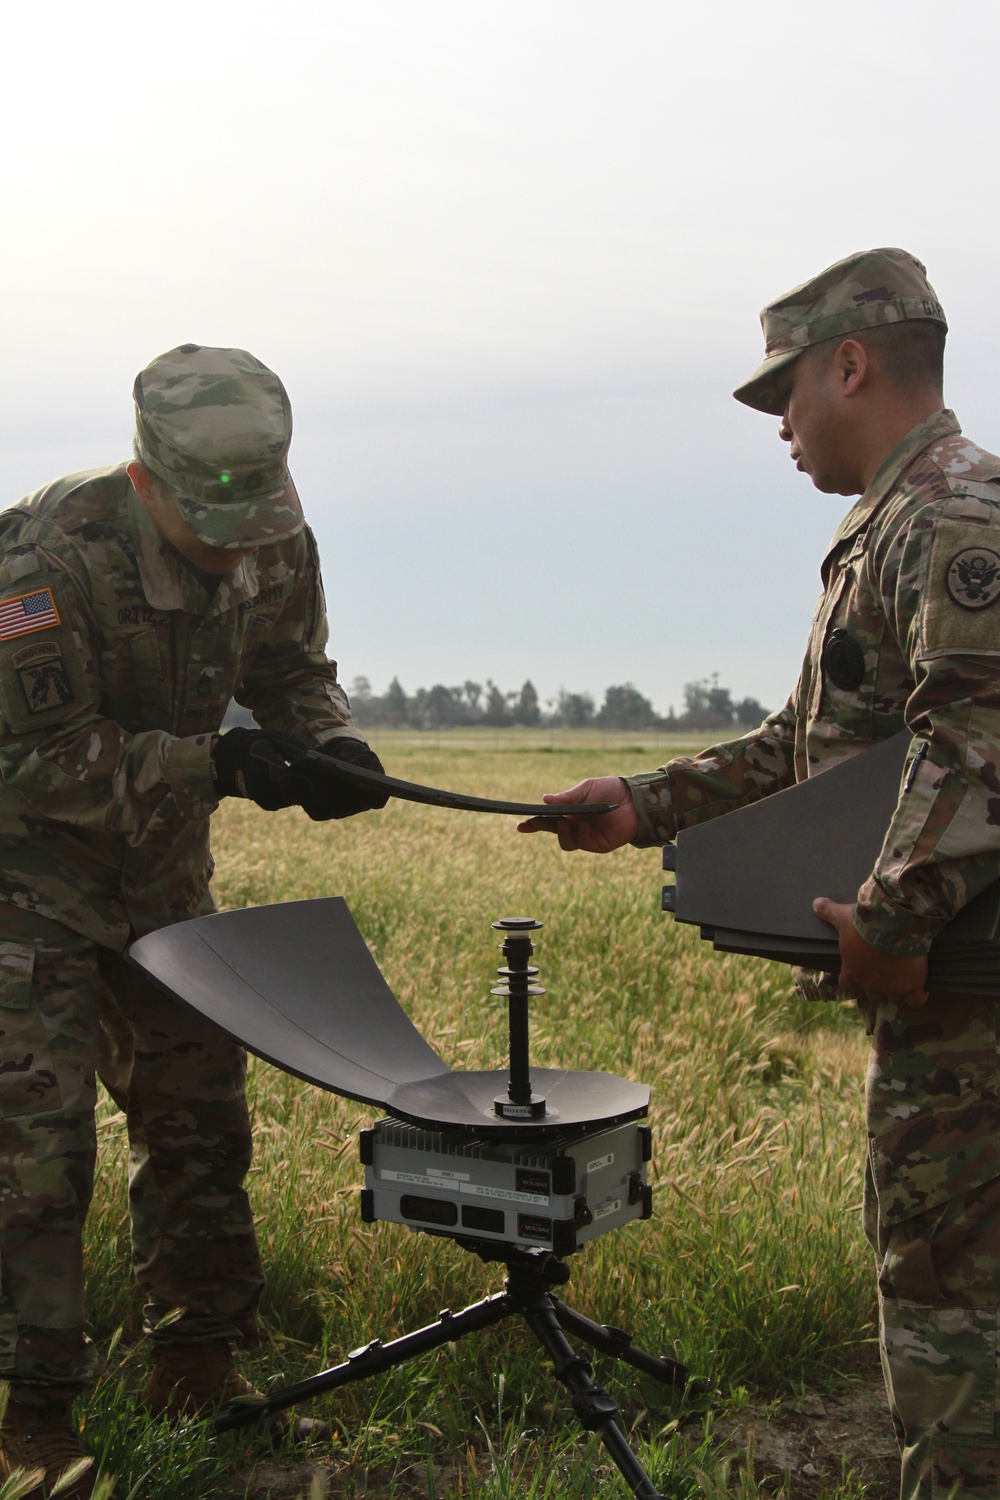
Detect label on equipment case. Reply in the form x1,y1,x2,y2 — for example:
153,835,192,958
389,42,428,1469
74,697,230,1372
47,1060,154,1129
378,1170,547,1206
380,1170,442,1189
462,1182,549,1206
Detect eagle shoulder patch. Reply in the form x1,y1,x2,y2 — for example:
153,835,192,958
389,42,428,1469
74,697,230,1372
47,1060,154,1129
946,546,1000,610
922,519,1000,657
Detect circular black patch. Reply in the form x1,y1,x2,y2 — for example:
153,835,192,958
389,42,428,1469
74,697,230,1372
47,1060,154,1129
946,547,1000,610
822,628,866,691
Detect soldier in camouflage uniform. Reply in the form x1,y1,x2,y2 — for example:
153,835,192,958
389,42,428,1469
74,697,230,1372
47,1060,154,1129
0,344,386,1498
521,249,1000,1499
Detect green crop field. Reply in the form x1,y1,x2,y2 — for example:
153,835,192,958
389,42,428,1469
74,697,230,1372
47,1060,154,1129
60,737,881,1499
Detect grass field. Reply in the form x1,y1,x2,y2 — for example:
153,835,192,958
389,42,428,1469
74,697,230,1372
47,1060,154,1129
68,735,882,1499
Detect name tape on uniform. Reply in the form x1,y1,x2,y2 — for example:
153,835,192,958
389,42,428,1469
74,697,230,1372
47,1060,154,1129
0,589,60,641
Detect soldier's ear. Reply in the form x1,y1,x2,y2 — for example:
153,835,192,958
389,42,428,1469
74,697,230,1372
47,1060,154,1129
834,339,868,399
127,461,161,516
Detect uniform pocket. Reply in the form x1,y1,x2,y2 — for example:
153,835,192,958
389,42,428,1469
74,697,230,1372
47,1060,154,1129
0,942,62,1116
124,627,171,730
870,1090,1000,1228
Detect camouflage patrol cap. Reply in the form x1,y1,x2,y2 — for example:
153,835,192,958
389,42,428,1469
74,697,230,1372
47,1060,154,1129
733,248,947,416
133,344,304,549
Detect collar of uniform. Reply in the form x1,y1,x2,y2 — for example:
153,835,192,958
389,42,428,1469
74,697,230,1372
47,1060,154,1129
826,409,962,553
127,487,260,614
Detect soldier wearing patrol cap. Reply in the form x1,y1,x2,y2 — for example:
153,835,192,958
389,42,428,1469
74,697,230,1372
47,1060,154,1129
522,249,1000,1499
0,344,387,1498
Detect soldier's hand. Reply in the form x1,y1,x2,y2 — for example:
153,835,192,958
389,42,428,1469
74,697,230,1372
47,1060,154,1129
211,729,389,819
210,727,311,810
297,737,389,820
812,897,929,1008
517,778,637,853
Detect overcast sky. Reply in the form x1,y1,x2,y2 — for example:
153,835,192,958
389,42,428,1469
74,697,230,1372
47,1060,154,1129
3,1,999,716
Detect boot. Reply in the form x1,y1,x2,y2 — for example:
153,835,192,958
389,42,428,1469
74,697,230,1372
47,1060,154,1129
142,1340,330,1442
142,1339,292,1437
0,1393,115,1499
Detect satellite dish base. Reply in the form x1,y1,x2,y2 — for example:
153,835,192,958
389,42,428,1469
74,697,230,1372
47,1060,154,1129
213,1241,700,1499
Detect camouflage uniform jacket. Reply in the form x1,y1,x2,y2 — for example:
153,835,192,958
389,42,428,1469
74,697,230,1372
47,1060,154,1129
627,409,1000,957
0,464,365,949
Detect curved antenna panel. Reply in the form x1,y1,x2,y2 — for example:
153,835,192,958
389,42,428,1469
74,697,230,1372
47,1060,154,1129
668,731,1000,991
672,733,911,938
129,897,450,1108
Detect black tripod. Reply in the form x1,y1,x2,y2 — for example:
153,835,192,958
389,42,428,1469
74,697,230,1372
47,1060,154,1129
214,1242,694,1499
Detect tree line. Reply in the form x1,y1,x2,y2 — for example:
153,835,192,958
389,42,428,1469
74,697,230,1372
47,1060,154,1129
347,673,769,733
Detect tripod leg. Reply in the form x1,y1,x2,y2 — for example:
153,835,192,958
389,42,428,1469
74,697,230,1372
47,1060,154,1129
552,1299,691,1392
213,1289,513,1432
520,1296,666,1500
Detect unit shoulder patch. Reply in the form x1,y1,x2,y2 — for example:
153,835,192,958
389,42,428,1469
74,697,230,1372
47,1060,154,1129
11,641,74,714
946,547,1000,610
922,520,1000,657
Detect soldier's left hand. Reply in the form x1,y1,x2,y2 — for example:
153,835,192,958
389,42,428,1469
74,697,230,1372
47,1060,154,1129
812,897,929,1008
298,737,389,819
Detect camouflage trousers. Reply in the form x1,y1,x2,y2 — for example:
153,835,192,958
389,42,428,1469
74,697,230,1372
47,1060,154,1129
861,987,1000,1499
0,906,265,1391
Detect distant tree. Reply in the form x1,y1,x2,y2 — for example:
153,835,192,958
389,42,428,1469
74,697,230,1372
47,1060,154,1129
555,690,595,728
679,674,769,731
513,680,540,726
733,696,768,727
482,679,511,727
343,671,763,735
420,685,444,729
681,673,734,729
347,675,380,725
597,683,657,730
419,683,463,728
384,677,409,727
407,687,425,722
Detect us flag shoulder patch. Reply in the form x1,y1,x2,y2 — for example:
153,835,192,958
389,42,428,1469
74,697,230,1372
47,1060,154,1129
0,588,61,641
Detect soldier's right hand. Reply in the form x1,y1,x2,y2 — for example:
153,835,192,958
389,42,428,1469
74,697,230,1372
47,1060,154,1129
517,777,638,853
210,727,310,811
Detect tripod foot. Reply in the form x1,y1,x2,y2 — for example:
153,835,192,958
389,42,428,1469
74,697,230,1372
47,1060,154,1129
552,1302,700,1398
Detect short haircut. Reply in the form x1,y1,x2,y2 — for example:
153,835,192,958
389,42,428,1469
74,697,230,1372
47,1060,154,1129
813,320,946,393
858,320,946,391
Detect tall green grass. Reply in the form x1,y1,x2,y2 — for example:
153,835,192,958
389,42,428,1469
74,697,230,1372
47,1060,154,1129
79,737,879,1496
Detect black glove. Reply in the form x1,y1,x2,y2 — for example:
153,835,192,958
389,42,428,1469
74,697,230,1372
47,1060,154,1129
211,728,388,820
297,736,389,821
210,728,308,809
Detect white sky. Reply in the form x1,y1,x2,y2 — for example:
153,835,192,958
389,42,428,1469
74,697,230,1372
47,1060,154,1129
3,1,999,715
